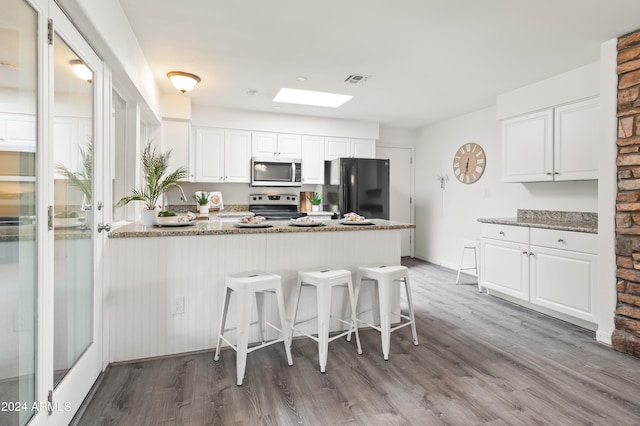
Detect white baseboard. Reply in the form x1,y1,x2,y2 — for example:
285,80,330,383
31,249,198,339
596,328,613,346
412,254,477,276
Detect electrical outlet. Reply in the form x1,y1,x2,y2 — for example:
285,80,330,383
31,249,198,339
172,296,185,315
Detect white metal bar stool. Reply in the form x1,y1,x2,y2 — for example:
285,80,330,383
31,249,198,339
351,265,418,360
214,270,293,386
289,268,362,373
456,239,481,292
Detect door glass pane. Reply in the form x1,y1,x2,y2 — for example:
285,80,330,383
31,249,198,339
0,0,37,425
52,33,94,387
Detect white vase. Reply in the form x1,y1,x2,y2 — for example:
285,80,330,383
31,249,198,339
140,209,158,226
199,205,209,215
311,205,320,212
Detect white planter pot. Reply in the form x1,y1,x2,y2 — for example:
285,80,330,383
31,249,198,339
311,205,321,212
199,205,209,215
140,209,158,226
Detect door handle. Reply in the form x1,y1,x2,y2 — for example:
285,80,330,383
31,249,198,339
97,223,111,233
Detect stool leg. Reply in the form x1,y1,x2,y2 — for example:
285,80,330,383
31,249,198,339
275,285,293,366
474,247,482,292
289,275,303,345
403,276,419,346
255,291,265,343
346,276,362,354
456,247,465,284
316,284,332,373
214,287,232,362
235,288,252,386
378,277,392,360
347,271,362,342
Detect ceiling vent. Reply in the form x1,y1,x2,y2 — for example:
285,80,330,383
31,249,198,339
345,74,370,84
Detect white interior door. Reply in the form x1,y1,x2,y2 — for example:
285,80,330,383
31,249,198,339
35,3,107,424
377,145,414,257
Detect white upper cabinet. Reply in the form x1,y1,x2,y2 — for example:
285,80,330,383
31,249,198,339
251,132,277,157
224,130,252,182
501,97,599,183
161,119,192,181
351,138,376,159
553,97,599,181
193,127,251,183
276,134,302,158
325,137,376,161
251,132,301,158
0,113,36,152
325,137,350,160
301,135,325,184
502,110,554,182
194,127,224,182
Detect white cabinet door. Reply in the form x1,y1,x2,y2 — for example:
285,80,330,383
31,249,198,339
224,130,251,183
554,97,599,181
161,119,191,181
529,245,597,322
277,134,302,158
502,109,554,182
194,128,224,182
325,137,350,160
301,135,325,184
252,132,277,157
352,138,376,158
481,238,530,301
0,113,36,152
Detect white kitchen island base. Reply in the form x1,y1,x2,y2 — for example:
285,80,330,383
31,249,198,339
107,223,410,363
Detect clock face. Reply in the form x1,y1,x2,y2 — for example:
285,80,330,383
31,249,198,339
453,143,486,184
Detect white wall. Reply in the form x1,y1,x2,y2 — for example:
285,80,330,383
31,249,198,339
415,105,598,269
192,105,379,139
378,125,419,147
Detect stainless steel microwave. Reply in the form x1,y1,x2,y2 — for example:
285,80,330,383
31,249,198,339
251,157,302,187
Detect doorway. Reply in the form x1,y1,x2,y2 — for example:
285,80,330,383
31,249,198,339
377,145,414,257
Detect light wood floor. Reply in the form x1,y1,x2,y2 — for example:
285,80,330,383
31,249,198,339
73,259,640,425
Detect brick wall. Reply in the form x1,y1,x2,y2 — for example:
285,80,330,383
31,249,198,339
614,30,640,357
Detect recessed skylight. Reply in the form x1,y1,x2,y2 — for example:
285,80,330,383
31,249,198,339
273,88,352,108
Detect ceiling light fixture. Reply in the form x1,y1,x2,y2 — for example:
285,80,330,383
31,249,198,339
273,88,352,108
167,71,201,93
70,59,92,82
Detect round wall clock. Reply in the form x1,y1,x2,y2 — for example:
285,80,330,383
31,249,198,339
453,142,486,184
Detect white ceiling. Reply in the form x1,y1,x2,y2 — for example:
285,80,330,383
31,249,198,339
119,0,640,128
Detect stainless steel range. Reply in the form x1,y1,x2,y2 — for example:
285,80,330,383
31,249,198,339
249,194,307,221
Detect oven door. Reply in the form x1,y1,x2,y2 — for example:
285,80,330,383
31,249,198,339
251,157,302,186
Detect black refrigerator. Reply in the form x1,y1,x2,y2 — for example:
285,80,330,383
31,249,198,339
323,158,390,219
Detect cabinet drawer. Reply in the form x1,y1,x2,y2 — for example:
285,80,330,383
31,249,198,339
530,228,597,254
481,223,529,244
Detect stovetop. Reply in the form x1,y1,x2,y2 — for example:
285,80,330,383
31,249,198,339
249,194,306,220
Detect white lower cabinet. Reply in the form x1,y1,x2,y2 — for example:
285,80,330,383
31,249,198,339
481,223,597,325
481,238,529,301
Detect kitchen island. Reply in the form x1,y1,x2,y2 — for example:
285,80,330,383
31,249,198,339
107,220,415,363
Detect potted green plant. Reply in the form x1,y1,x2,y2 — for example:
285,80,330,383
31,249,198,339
307,192,322,212
116,141,188,225
193,191,210,215
56,140,93,210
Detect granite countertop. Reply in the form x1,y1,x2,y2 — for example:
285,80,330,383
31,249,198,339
0,224,91,241
109,219,415,238
478,209,598,234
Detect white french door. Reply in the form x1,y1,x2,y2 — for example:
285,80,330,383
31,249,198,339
0,0,108,424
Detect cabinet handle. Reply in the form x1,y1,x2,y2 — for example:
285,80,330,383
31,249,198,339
554,172,560,175
529,252,534,256
546,172,552,175
557,238,565,243
499,231,505,236
522,251,528,255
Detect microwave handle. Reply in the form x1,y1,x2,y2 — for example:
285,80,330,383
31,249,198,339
292,162,296,183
